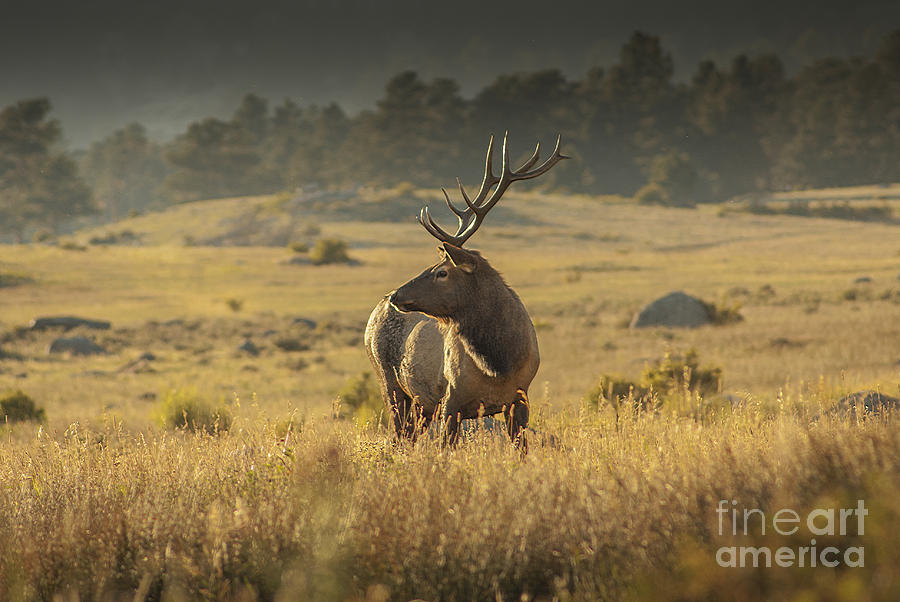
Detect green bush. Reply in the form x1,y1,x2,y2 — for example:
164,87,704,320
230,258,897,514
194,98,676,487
634,183,668,206
0,390,46,423
587,349,723,412
585,375,651,412
309,238,352,265
336,372,385,426
288,241,309,254
157,388,232,434
273,336,310,352
58,239,87,251
32,228,54,243
641,349,721,397
0,272,33,288
701,299,744,325
88,230,140,245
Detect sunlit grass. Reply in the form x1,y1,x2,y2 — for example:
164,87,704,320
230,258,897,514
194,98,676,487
0,402,897,600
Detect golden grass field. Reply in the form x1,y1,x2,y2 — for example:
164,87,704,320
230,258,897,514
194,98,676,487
0,188,899,600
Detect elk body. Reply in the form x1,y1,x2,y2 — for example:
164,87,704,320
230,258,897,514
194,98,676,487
365,133,566,445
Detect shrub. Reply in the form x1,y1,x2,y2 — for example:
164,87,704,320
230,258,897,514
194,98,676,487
88,230,140,245
58,239,87,251
309,238,352,265
32,228,54,243
587,349,723,412
288,241,309,254
634,183,668,206
701,299,744,325
0,272,33,288
841,287,875,302
0,390,46,423
336,372,385,426
273,336,310,352
157,388,232,434
641,349,722,397
585,375,651,412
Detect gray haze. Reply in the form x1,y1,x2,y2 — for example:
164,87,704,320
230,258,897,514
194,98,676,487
2,0,897,148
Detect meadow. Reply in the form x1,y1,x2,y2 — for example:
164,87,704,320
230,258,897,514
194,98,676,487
0,187,898,600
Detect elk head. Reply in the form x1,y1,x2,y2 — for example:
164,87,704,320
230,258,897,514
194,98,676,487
389,243,480,317
390,132,567,317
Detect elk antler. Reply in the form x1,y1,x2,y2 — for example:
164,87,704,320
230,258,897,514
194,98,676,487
418,132,567,247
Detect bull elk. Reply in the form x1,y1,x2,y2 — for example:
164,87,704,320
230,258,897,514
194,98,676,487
365,133,566,446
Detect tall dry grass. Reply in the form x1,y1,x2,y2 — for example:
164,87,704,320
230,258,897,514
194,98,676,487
0,399,897,601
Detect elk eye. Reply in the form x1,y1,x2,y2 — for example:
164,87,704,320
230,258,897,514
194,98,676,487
436,269,448,279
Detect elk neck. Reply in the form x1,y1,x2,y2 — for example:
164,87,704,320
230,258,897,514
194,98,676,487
438,269,530,378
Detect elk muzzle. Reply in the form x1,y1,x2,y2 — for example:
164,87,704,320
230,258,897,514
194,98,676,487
389,289,419,313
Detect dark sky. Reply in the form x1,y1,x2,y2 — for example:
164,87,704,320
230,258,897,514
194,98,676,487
2,0,897,148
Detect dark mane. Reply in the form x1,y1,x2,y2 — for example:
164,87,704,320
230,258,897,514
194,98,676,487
450,258,529,377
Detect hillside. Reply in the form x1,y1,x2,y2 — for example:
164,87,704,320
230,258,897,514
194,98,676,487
72,185,546,248
1,187,898,425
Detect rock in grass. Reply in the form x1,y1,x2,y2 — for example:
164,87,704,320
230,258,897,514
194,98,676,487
118,352,157,373
835,390,899,418
630,291,712,329
292,317,317,329
48,337,107,356
30,316,111,332
237,338,260,356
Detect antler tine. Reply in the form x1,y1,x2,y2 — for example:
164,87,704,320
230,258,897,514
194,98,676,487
418,206,462,244
456,177,477,212
513,142,542,174
416,133,566,247
500,130,512,180
509,133,568,181
442,187,465,222
469,134,501,208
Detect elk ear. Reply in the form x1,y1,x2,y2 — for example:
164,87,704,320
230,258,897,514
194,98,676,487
441,242,476,273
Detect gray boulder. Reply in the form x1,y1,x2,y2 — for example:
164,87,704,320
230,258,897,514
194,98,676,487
630,291,712,329
118,352,157,373
48,337,107,356
237,338,260,356
835,390,899,418
292,317,317,329
30,316,111,331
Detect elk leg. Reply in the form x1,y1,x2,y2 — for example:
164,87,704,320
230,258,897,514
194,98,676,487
440,403,461,447
387,389,418,440
504,390,530,450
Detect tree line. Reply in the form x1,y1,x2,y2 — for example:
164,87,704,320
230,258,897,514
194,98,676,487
1,30,898,239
